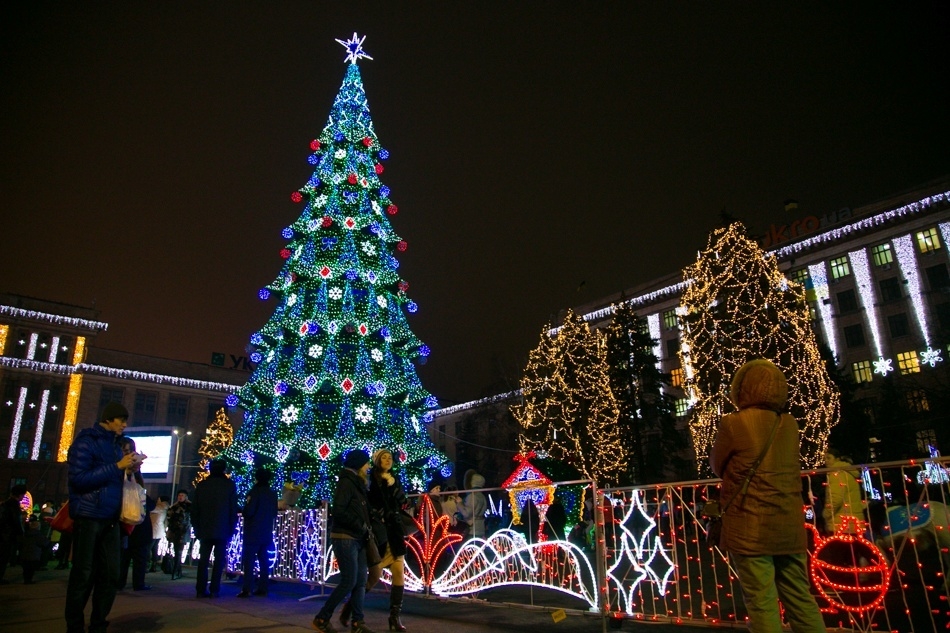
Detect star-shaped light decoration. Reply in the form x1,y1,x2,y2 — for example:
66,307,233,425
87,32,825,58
873,357,894,377
336,32,373,64
920,346,943,368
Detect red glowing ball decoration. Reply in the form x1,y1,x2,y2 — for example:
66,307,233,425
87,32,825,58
387,204,398,216
290,192,303,203
362,136,373,147
807,520,890,616
280,249,291,260
375,164,384,174
397,241,408,252
321,216,333,228
348,173,357,184
310,139,321,151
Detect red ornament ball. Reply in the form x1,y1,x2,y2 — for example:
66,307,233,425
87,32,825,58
362,136,373,147
398,281,409,292
396,241,408,252
386,204,398,216
374,164,384,175
321,216,333,228
290,273,297,282
280,249,291,259
290,192,303,203
310,139,321,151
347,173,357,184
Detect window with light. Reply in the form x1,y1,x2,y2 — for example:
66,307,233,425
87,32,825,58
871,243,894,266
670,367,684,388
916,227,941,254
851,360,873,384
906,389,929,413
897,350,921,374
663,309,677,329
674,398,689,417
830,256,851,280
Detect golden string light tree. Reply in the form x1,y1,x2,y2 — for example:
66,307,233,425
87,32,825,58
193,407,234,487
513,310,625,485
680,223,839,477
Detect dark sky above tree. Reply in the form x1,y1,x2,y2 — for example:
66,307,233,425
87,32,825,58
2,3,948,405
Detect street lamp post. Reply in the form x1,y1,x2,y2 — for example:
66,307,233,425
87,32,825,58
171,428,193,496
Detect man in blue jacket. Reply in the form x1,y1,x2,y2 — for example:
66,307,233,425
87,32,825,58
65,402,143,633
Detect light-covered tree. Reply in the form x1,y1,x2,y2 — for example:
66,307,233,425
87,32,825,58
193,407,234,487
513,310,624,485
680,223,839,476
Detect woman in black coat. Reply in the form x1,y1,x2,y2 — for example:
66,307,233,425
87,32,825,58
341,448,410,631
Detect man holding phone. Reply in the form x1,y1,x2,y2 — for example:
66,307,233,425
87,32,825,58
65,402,145,633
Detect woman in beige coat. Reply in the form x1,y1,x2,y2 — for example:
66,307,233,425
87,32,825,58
710,359,826,633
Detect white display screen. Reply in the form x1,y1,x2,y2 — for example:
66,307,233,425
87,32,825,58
123,430,174,479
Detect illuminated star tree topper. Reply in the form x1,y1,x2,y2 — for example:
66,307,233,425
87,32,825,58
336,32,373,64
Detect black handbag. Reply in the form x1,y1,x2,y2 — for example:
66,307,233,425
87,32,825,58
400,509,419,537
704,413,782,548
365,532,382,568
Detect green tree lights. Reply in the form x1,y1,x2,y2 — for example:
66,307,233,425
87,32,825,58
223,36,449,505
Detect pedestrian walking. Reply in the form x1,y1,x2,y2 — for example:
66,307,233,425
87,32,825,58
191,460,238,598
237,467,278,598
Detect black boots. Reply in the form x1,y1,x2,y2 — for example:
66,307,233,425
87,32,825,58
388,585,406,632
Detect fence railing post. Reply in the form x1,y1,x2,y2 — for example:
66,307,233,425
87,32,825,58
593,481,608,633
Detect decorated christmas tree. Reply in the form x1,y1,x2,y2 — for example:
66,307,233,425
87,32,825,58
223,34,449,505
513,310,624,485
193,408,234,487
680,223,839,477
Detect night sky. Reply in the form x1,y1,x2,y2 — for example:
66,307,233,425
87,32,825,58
3,3,949,405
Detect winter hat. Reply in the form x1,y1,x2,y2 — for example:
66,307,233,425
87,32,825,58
101,401,129,421
210,460,227,476
343,449,370,470
372,448,393,467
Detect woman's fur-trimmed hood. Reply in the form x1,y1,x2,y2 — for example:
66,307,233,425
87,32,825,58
729,359,788,411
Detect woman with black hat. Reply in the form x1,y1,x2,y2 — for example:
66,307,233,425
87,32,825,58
312,449,377,633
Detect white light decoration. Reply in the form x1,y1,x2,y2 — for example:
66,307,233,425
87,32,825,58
336,32,373,65
8,387,28,458
432,390,521,418
920,347,943,367
848,249,886,358
0,305,109,331
75,364,240,392
892,234,932,346
48,336,60,363
916,446,950,485
607,490,676,614
647,312,662,363
808,262,839,360
27,332,38,361
873,357,894,376
30,389,50,460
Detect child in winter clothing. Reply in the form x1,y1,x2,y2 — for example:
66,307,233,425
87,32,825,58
19,518,49,584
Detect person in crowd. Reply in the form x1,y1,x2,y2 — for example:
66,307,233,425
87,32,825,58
65,401,143,633
822,447,867,535
148,496,169,572
439,485,463,534
237,467,279,598
426,482,444,518
341,448,409,632
19,516,48,584
457,470,487,539
191,459,238,598
117,437,154,592
311,449,375,633
0,483,27,584
164,490,192,580
710,359,825,632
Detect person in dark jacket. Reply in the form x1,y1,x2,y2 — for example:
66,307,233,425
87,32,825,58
164,490,192,580
237,467,279,598
117,437,155,592
0,483,27,584
191,459,238,598
341,448,410,631
19,516,48,584
65,401,143,633
312,449,376,633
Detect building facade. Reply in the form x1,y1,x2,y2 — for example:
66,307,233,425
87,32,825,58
0,294,246,503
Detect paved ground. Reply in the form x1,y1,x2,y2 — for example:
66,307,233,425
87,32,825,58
0,564,722,632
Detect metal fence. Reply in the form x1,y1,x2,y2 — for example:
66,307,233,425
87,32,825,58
171,456,950,632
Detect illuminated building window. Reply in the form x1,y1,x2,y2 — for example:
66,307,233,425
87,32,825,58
879,277,902,302
674,398,689,417
906,389,929,413
887,313,909,338
897,350,921,374
830,256,851,280
871,243,894,267
662,309,677,329
916,428,937,453
134,391,158,425
808,305,818,321
15,440,29,460
926,263,950,290
670,367,684,388
789,268,809,285
851,360,873,384
844,324,866,348
916,227,941,254
837,289,858,313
